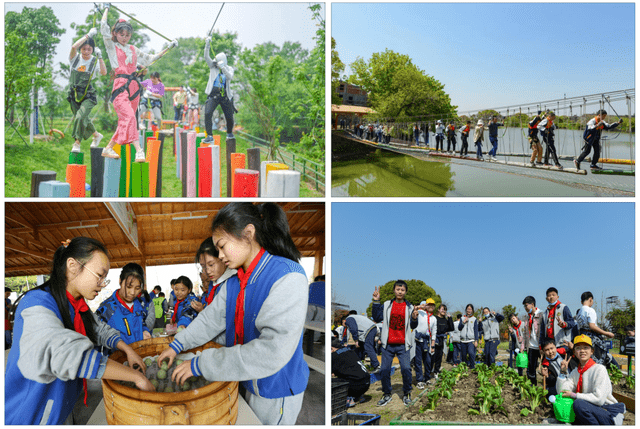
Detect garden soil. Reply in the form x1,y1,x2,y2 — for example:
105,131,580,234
346,355,635,425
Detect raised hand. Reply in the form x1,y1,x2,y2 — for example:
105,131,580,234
372,286,380,301
560,353,572,374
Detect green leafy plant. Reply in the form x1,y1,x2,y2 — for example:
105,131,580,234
608,365,624,385
425,389,440,411
520,408,532,416
625,374,635,390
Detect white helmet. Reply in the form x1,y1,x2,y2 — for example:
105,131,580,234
215,52,227,68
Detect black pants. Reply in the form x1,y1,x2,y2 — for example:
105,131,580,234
204,92,234,135
347,382,370,399
577,140,601,166
435,135,444,150
447,136,456,152
543,134,560,165
432,341,445,374
460,135,468,155
526,348,541,385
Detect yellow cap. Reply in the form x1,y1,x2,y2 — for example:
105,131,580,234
426,298,436,305
573,334,593,347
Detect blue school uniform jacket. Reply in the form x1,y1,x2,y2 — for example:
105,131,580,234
172,293,198,327
5,286,122,424
96,290,151,345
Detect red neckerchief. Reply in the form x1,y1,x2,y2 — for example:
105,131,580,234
426,312,432,337
547,302,561,339
341,324,348,342
205,281,220,305
234,248,265,345
171,298,184,324
66,291,89,406
115,290,134,313
577,358,596,393
528,308,537,330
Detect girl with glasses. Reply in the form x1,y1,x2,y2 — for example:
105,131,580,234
5,237,154,424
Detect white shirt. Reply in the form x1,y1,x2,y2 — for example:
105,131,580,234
69,54,99,80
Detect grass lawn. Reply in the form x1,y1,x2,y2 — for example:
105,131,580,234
5,118,323,198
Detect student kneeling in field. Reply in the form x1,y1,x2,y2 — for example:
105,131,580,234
557,335,625,425
331,338,370,408
372,281,418,406
540,338,572,399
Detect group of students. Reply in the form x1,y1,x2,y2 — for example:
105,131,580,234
332,281,630,425
5,203,310,425
66,6,235,164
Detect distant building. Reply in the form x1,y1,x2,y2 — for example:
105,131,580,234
336,81,368,106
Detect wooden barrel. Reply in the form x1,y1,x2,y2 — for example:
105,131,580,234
102,337,238,425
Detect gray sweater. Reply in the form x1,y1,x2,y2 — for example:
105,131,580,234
172,271,307,389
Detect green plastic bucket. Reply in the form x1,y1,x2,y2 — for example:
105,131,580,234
515,352,528,368
552,395,576,423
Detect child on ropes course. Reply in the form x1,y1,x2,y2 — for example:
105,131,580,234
474,119,485,160
459,120,471,157
68,29,107,154
486,116,504,161
138,71,165,130
528,111,544,166
99,6,177,162
574,109,623,171
446,121,457,154
538,112,562,169
203,37,236,143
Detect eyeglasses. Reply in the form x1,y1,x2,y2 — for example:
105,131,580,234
76,259,110,287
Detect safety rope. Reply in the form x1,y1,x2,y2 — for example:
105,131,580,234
109,4,172,42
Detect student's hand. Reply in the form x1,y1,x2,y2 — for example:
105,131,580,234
158,347,177,368
355,341,360,348
126,350,147,374
561,390,577,399
446,313,451,318
205,36,212,44
619,119,624,124
172,360,194,386
191,301,204,313
491,310,496,315
143,331,151,340
412,308,419,320
560,353,572,374
94,47,102,59
541,367,549,378
462,316,468,324
562,340,573,350
372,287,380,301
135,372,156,391
88,27,98,38
170,39,179,48
556,312,566,328
606,332,615,339
473,341,478,348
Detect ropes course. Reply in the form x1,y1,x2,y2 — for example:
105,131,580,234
356,89,635,176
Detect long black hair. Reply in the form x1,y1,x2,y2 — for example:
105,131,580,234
119,263,148,304
35,237,109,343
210,203,301,262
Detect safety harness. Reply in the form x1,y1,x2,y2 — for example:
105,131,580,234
110,72,143,103
70,56,97,103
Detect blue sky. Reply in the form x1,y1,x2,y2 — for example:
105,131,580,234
332,203,635,318
332,3,635,113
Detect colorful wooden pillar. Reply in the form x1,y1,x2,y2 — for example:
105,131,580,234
157,133,165,197
66,164,87,198
260,161,277,197
147,139,161,198
68,152,84,165
198,146,213,197
102,157,121,197
131,162,150,197
214,135,222,196
187,131,197,197
233,169,259,197
265,170,301,197
90,147,104,198
30,170,57,197
247,147,261,192
38,180,70,197
118,144,134,197
226,137,236,197
230,153,246,197
265,163,289,195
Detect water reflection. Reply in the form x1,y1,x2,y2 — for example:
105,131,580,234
332,151,455,197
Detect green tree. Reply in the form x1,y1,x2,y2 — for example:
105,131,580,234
5,6,65,125
605,299,635,336
500,304,518,338
349,49,456,121
365,279,441,317
41,82,66,133
331,37,345,105
5,276,40,294
4,30,46,119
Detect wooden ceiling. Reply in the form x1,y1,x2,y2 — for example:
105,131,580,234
5,202,325,277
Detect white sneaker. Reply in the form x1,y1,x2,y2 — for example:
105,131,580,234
492,156,498,161
135,150,146,162
416,382,426,389
71,143,81,153
101,147,120,158
91,132,103,148
139,123,146,130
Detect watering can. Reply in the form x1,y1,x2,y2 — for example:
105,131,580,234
550,394,576,423
515,352,528,368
